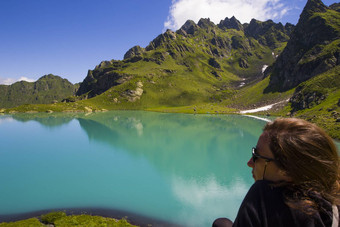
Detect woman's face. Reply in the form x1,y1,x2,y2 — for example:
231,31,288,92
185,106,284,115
247,132,291,182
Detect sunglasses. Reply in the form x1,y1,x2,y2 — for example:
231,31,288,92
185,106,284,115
252,147,275,163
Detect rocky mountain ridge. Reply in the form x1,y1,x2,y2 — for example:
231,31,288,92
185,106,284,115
265,0,339,92
76,16,293,99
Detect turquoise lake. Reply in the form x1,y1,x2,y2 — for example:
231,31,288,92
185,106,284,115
0,111,339,226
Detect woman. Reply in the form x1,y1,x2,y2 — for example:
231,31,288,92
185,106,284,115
213,118,339,227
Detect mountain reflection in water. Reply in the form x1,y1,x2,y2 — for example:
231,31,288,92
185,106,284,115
4,111,334,226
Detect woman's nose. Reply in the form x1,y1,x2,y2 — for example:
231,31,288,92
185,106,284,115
247,157,254,168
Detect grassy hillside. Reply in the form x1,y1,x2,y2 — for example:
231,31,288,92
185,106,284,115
73,17,291,107
0,74,78,108
271,66,340,139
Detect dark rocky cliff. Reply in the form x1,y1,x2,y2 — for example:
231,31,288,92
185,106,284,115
265,0,339,92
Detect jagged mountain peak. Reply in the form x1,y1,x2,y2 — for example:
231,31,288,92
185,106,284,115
330,3,340,12
182,19,197,27
164,29,177,38
242,18,291,48
197,18,216,29
177,20,199,35
299,0,328,23
218,16,243,31
124,45,145,60
305,0,328,12
265,0,339,92
145,29,177,51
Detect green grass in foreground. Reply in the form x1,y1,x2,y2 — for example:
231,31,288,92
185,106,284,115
0,211,137,227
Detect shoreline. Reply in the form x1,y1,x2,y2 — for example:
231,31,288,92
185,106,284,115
0,207,183,227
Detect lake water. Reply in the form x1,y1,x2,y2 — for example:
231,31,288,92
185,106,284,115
0,111,339,226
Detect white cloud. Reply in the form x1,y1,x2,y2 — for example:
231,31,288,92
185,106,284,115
164,0,290,30
0,78,16,85
0,116,14,124
171,175,249,225
0,76,36,85
18,77,35,83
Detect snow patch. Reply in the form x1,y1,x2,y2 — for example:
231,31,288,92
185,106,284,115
262,65,268,73
240,103,275,114
240,100,288,114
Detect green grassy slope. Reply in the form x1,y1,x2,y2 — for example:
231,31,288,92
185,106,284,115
271,66,340,139
0,74,78,108
71,19,289,111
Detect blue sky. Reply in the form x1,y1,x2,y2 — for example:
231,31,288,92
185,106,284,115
0,0,338,84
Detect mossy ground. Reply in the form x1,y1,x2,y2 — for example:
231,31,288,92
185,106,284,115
0,212,137,227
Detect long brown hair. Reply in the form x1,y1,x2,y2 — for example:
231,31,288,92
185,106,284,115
263,118,340,213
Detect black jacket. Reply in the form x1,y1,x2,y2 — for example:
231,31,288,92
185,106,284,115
233,180,338,227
